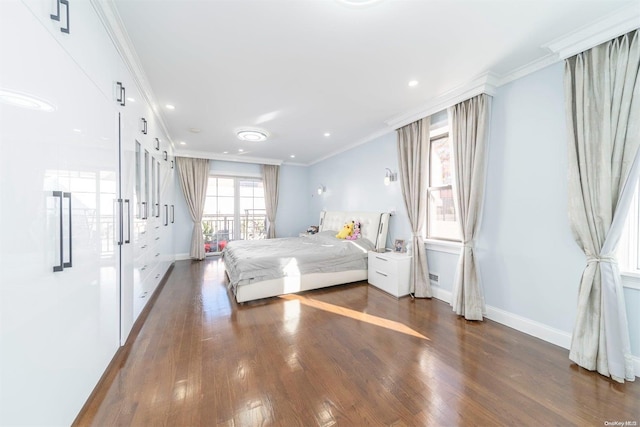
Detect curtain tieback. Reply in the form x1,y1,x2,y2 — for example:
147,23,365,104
462,240,474,249
586,255,618,265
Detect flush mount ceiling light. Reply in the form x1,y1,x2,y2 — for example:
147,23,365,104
165,104,175,110
408,80,419,87
0,89,56,112
236,128,269,142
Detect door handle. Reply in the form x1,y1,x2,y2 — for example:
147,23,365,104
141,201,148,220
50,0,69,34
52,191,63,272
116,199,123,246
124,199,131,244
170,205,174,224
115,82,125,106
63,192,72,268
164,204,168,226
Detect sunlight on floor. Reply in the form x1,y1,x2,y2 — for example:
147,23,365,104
278,294,429,340
282,258,301,293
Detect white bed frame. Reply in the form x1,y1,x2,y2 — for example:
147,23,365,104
230,210,390,303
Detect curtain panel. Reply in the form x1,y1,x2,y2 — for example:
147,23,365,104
176,157,210,260
565,29,639,383
262,164,280,239
448,93,492,321
397,117,431,298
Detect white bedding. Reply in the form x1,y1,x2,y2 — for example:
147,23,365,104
223,210,390,302
224,231,375,292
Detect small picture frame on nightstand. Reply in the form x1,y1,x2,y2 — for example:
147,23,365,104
393,239,406,253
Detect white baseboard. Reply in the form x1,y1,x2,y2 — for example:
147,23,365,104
429,284,639,377
430,283,452,303
175,253,190,261
484,305,572,350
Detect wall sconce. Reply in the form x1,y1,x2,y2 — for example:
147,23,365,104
384,168,397,186
317,185,326,195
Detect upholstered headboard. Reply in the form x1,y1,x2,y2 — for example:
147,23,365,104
318,211,390,251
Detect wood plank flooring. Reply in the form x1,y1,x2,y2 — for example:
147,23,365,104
75,258,640,426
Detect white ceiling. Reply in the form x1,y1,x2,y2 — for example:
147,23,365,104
111,0,637,165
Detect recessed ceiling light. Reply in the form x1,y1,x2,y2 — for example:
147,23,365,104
189,128,201,133
179,141,186,145
72,128,82,133
408,80,419,87
324,132,331,137
223,151,229,154
236,128,269,142
290,154,295,158
126,97,135,102
0,89,56,112
238,148,244,152
165,104,175,110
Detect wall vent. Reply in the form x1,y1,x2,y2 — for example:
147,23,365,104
429,273,439,283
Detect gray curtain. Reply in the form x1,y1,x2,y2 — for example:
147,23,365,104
397,117,431,298
262,164,280,239
448,94,492,321
176,157,210,260
565,29,639,383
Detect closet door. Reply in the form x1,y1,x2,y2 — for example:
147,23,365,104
0,2,119,425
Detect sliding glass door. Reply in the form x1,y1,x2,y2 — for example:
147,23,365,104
203,176,266,254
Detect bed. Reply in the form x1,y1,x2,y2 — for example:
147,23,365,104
223,210,390,303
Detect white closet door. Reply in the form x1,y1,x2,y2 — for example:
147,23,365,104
0,1,119,425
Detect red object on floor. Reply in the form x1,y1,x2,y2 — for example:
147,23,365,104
218,240,227,251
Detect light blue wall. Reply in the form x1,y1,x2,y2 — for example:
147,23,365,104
306,62,639,359
171,64,640,360
307,132,412,249
477,62,585,332
173,160,309,255
275,164,310,237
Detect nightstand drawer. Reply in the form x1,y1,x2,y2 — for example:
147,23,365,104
368,251,411,297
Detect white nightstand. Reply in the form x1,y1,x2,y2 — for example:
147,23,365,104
368,251,411,297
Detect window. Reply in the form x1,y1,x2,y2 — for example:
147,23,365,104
202,176,266,254
427,132,461,241
617,178,640,275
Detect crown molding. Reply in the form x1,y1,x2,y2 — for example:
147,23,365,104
384,72,499,131
175,149,283,166
308,127,394,166
495,54,559,87
542,4,640,60
90,0,175,151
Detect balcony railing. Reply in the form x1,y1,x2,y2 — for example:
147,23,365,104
202,210,266,253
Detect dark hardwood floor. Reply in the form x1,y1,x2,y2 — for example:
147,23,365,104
76,258,640,426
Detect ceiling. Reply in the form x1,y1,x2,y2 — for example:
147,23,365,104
111,0,637,165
